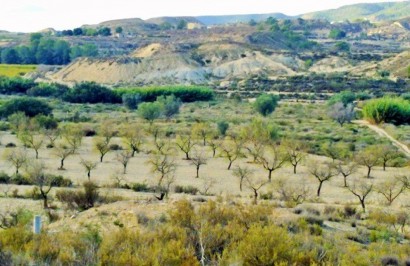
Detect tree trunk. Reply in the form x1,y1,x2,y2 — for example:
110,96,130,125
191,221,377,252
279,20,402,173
383,162,386,171
268,169,273,182
343,175,348,187
87,171,91,180
367,166,371,178
239,178,243,192
317,181,323,197
196,166,199,178
293,164,297,174
253,189,258,205
35,150,39,159
16,168,19,175
60,158,64,169
228,160,233,170
185,152,190,160
212,149,216,158
100,155,104,163
360,198,366,212
131,149,136,157
123,165,127,174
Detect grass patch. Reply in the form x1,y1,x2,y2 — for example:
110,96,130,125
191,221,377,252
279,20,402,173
0,64,37,77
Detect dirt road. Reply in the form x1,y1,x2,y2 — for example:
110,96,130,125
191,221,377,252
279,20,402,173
353,120,410,157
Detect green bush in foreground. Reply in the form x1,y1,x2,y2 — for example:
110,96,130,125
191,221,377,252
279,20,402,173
254,94,279,116
362,97,410,125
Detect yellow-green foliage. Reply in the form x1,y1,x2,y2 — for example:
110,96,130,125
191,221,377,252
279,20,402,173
0,64,37,77
362,97,410,125
1,200,410,265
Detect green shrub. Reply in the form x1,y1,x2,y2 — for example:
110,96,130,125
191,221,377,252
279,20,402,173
116,86,214,102
0,97,52,118
137,101,163,123
254,94,279,116
362,97,410,125
174,185,199,195
0,76,36,94
63,82,121,104
131,182,154,192
217,120,229,136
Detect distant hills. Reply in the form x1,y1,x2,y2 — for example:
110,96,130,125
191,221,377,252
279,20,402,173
302,1,410,22
86,1,410,31
195,13,291,25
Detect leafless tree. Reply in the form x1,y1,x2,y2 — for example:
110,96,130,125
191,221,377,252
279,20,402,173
176,134,197,160
309,162,339,197
94,137,110,162
4,148,28,175
328,102,355,127
60,124,83,153
233,165,254,192
283,139,307,174
148,154,177,187
244,174,268,205
116,150,133,174
258,144,288,182
44,128,60,148
25,161,55,209
121,124,145,156
376,176,408,205
378,145,401,171
347,178,374,212
53,141,75,170
274,178,310,206
355,146,381,178
192,123,211,146
200,176,216,196
80,158,98,180
335,159,358,187
207,138,219,158
19,131,44,159
219,137,243,170
190,149,208,178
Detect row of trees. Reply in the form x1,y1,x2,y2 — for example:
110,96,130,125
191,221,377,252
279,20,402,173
0,33,98,65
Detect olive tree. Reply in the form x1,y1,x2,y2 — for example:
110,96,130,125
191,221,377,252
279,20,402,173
254,94,279,117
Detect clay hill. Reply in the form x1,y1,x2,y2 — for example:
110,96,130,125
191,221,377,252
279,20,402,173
17,1,409,86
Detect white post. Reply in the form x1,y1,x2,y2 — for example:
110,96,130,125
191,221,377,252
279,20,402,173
33,215,42,234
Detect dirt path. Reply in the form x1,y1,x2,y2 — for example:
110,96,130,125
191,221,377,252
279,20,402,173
353,120,410,157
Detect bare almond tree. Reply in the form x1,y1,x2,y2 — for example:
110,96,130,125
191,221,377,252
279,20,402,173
94,137,110,162
19,131,44,159
258,144,288,182
4,148,28,175
53,141,75,170
328,102,355,127
80,158,98,180
233,166,254,192
190,149,208,178
25,161,55,209
121,124,145,157
376,176,408,205
335,159,358,187
245,174,269,205
176,134,197,160
347,178,374,212
309,162,339,197
283,139,307,174
116,150,133,174
274,178,310,207
219,137,243,170
355,146,381,178
148,154,177,187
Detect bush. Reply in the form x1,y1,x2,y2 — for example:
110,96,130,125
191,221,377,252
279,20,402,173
157,95,181,120
0,97,52,118
56,181,99,210
0,76,36,94
122,93,141,110
0,172,11,184
137,101,163,123
362,97,410,125
27,83,69,98
254,94,279,116
217,121,229,136
328,91,356,106
174,185,199,195
131,182,154,192
50,175,73,187
63,82,121,104
116,86,214,102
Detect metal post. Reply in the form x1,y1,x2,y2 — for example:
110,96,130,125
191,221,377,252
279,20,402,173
33,215,42,234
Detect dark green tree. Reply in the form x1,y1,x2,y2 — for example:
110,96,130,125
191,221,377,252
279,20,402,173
254,94,279,116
